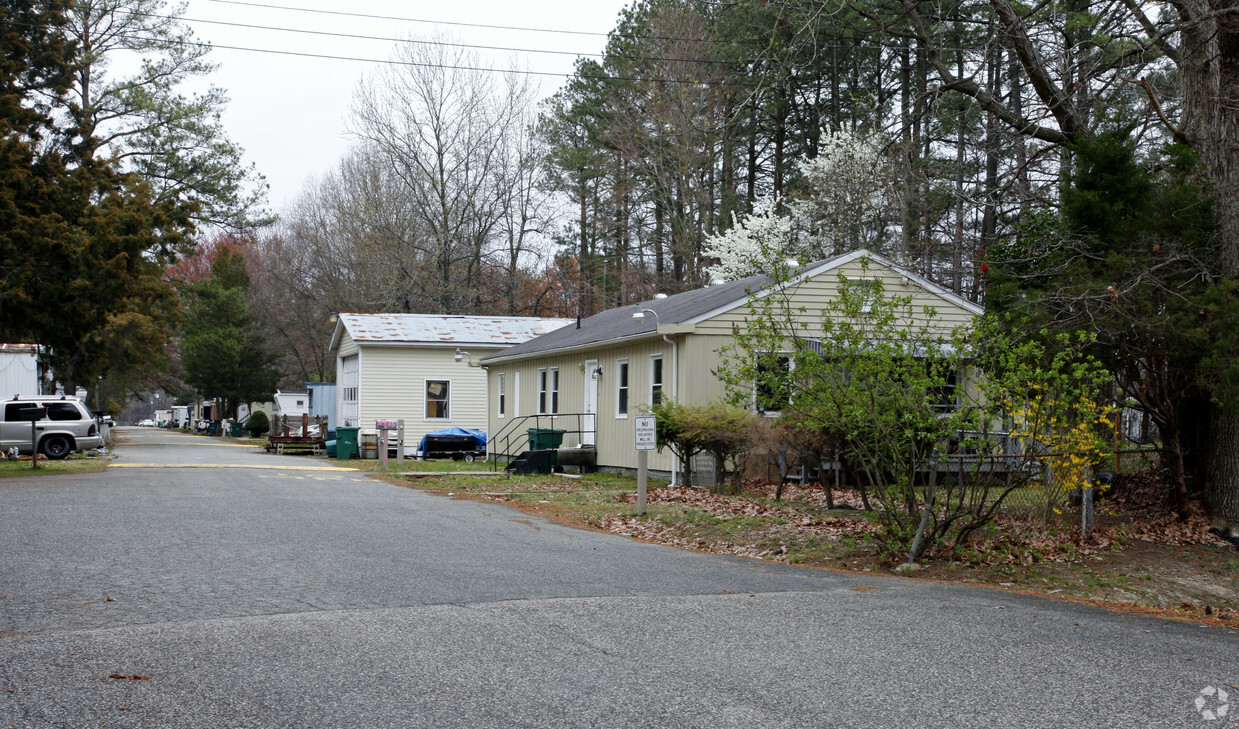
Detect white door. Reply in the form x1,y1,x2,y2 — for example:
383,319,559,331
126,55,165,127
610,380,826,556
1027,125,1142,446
340,355,359,426
583,359,598,446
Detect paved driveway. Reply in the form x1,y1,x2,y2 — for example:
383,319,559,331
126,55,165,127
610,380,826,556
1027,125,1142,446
0,428,1235,728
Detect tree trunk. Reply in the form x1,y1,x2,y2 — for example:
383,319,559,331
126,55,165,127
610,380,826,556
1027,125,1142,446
1180,1,1239,531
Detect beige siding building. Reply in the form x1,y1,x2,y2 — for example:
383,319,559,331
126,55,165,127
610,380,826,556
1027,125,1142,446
480,250,983,479
329,314,572,454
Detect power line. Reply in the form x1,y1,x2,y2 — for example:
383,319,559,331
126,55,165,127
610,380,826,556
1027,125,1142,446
0,19,759,88
198,0,740,46
122,9,743,67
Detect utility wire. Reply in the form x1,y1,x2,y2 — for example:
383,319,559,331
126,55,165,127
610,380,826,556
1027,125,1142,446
198,0,747,46
1,19,759,88
66,7,743,67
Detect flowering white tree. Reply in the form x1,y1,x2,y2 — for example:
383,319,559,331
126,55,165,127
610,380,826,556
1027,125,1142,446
703,197,795,281
793,129,893,256
704,129,896,280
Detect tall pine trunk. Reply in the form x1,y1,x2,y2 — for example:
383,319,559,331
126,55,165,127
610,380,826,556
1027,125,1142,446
1181,1,1239,532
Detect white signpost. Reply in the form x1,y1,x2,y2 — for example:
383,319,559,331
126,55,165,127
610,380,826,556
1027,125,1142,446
634,416,656,515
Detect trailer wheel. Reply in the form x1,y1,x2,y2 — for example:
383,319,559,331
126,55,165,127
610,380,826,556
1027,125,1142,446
464,453,475,463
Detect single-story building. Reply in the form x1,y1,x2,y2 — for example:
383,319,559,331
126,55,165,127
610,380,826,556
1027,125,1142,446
478,249,983,481
273,388,310,420
329,313,573,454
0,344,43,398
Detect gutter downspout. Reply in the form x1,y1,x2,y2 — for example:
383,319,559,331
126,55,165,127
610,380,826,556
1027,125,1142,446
663,331,679,486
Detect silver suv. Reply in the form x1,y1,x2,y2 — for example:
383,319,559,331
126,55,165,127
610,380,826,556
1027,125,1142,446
0,396,104,459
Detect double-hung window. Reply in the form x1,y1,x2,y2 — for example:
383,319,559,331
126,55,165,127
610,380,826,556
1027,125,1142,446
497,373,506,418
538,368,559,414
425,380,450,420
538,369,547,414
755,353,793,414
549,367,559,413
615,359,629,417
650,355,664,405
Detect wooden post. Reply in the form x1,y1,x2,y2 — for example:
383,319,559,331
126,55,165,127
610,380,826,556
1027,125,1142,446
397,420,405,467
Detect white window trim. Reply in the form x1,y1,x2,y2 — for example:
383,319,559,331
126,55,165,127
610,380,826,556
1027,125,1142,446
649,354,664,406
615,358,629,419
549,366,560,415
424,378,452,421
497,372,506,418
537,368,547,414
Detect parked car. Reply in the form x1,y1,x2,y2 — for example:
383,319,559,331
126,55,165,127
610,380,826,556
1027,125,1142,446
0,396,104,459
137,418,155,427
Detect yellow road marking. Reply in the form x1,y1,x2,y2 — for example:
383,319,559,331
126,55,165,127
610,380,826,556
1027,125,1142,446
108,463,358,472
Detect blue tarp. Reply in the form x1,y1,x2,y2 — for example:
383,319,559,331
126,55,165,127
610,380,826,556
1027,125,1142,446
417,427,487,454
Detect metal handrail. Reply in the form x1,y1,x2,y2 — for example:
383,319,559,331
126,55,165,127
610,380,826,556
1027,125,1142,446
489,412,596,471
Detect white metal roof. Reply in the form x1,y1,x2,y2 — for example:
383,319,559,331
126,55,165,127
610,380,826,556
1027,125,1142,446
333,313,573,349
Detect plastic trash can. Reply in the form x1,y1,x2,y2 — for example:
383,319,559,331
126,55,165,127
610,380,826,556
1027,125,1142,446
335,426,360,460
526,428,565,472
325,439,337,458
230,422,243,438
527,428,566,450
207,421,218,436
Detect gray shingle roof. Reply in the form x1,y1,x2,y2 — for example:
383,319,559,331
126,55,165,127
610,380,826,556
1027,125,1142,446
478,249,981,364
480,258,818,362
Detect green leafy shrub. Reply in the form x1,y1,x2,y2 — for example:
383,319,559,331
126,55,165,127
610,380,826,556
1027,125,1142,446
244,410,270,437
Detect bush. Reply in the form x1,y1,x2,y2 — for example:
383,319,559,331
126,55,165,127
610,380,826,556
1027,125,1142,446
244,410,270,437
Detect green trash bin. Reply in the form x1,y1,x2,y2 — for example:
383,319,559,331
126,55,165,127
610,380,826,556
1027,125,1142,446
207,421,218,436
336,426,360,460
526,428,566,472
527,428,566,450
230,422,243,438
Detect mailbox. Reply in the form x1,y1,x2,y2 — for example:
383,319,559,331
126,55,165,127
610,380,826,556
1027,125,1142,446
13,405,45,422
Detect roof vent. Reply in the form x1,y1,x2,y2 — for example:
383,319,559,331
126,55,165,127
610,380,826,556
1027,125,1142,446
653,293,668,300
784,258,800,268
708,278,726,287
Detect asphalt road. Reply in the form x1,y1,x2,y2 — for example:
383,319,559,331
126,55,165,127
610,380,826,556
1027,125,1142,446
1,428,1235,728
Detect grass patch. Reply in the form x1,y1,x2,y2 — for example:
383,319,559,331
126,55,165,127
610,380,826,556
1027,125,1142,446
0,454,111,477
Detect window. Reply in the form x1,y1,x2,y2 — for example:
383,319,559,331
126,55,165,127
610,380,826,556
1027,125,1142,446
650,355,664,405
843,277,878,313
615,359,629,417
538,368,547,414
550,367,559,413
45,402,84,421
425,380,450,419
929,366,959,412
497,373,506,418
4,403,41,421
755,353,793,413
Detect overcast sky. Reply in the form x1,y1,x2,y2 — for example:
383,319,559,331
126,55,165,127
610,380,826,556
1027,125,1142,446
177,0,632,214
